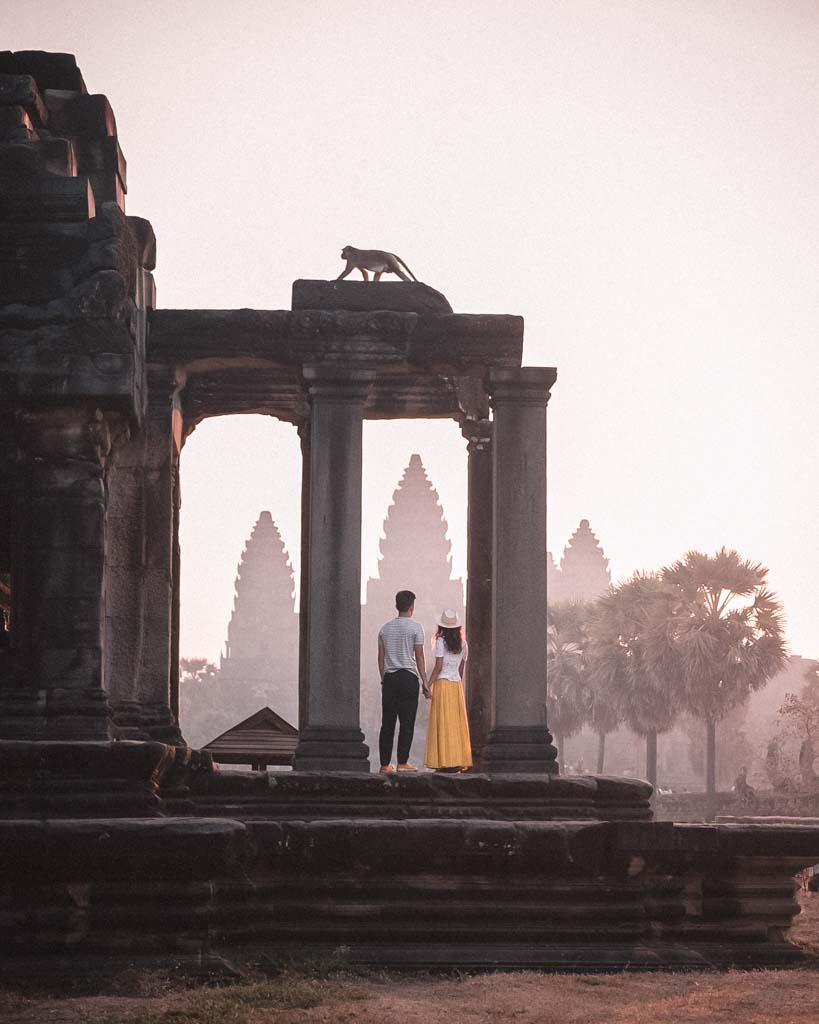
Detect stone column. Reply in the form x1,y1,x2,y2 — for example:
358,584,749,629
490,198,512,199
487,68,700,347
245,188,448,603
460,417,494,768
296,419,311,734
482,368,558,774
0,418,13,652
0,406,117,739
293,367,372,772
106,368,183,742
169,458,182,727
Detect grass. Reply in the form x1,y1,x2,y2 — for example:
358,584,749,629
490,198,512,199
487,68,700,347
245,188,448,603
94,976,360,1024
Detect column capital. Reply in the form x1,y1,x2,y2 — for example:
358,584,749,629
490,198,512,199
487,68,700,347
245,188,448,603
303,365,375,403
460,416,493,453
488,367,557,406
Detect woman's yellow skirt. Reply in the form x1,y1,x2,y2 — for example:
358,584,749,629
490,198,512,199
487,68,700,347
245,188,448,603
424,678,472,769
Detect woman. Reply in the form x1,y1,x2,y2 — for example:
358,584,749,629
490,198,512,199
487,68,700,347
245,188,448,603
423,608,472,772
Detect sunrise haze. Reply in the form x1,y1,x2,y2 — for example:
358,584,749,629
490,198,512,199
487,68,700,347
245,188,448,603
7,0,818,664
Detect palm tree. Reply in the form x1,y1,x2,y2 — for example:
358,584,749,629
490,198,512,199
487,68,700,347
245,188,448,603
587,573,681,789
586,674,622,774
653,548,787,820
546,602,592,771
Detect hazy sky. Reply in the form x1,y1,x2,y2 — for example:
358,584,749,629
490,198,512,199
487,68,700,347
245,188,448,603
9,1,819,662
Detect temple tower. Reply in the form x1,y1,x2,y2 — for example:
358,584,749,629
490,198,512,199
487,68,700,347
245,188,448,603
219,511,299,726
365,454,464,639
546,550,562,603
361,454,464,762
557,518,611,602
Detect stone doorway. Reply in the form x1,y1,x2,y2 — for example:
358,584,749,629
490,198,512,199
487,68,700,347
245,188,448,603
177,414,302,749
361,418,467,767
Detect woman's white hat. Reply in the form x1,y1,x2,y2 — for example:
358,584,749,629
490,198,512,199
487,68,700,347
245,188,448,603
437,608,461,628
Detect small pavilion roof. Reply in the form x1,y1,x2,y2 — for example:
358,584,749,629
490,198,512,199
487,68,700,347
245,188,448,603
203,705,298,766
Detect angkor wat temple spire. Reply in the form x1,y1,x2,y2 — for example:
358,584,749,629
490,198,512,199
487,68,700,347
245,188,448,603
557,518,611,602
375,453,455,585
546,550,562,602
219,512,298,722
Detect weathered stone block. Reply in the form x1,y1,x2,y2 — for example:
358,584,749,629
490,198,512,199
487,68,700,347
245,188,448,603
0,105,36,141
46,93,116,137
0,52,86,93
0,137,77,177
0,174,95,223
81,136,127,202
127,216,155,270
292,279,453,315
0,74,48,126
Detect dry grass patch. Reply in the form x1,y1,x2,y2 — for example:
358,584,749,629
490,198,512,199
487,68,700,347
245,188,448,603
96,976,358,1023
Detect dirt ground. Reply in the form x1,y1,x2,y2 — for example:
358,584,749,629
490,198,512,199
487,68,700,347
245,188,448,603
3,892,819,1024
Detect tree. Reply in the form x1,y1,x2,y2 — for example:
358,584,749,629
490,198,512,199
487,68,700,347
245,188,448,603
587,573,681,788
778,662,819,786
586,670,622,774
778,691,819,747
654,548,787,820
180,657,219,687
546,602,592,771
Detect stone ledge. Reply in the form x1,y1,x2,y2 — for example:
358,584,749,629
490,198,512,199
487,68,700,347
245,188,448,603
0,816,252,880
292,279,453,315
2,815,817,971
176,769,653,821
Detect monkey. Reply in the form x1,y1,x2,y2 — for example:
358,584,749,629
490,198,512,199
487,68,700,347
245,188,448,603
336,246,418,283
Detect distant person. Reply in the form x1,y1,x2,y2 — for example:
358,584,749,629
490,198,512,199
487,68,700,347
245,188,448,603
424,609,472,773
733,765,756,808
377,590,428,773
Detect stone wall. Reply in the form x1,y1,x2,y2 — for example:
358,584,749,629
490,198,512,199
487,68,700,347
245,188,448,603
656,788,819,822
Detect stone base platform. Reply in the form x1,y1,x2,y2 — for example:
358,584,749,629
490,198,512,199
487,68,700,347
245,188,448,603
170,769,654,821
2,814,819,974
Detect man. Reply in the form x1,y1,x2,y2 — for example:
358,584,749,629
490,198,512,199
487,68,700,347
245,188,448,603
377,589,428,773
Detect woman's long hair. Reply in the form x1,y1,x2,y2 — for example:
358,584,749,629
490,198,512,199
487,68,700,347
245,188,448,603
435,624,464,654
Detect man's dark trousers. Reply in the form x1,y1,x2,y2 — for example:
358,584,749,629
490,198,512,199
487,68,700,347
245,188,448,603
379,668,420,766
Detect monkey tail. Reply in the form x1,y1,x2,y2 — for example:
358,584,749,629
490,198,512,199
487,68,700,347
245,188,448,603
397,259,418,282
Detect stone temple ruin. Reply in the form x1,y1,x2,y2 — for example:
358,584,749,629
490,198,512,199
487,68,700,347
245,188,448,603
2,52,819,976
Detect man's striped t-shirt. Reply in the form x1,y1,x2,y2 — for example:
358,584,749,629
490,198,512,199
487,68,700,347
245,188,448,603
379,616,425,677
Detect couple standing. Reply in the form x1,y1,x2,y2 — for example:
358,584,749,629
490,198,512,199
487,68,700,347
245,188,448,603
377,589,472,774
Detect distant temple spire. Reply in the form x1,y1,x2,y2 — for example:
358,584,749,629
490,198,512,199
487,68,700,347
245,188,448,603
375,453,455,585
546,550,561,601
220,510,298,723
556,518,611,602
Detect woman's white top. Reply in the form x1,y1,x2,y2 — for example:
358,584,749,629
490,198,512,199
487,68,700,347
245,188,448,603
434,637,468,681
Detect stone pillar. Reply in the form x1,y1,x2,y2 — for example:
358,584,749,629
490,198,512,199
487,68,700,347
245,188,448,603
169,458,182,727
296,419,311,735
0,418,13,651
482,368,558,774
0,406,117,739
106,368,183,742
293,367,372,772
460,417,494,768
